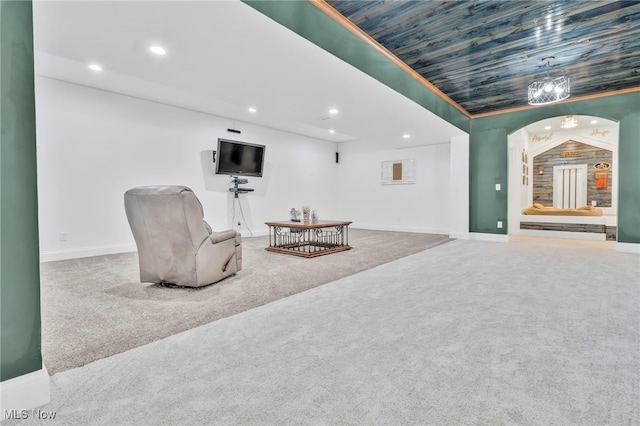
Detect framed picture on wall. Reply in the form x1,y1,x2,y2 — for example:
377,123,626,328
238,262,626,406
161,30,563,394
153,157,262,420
381,158,416,185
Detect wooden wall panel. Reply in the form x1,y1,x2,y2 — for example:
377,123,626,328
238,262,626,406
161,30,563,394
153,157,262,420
532,140,613,207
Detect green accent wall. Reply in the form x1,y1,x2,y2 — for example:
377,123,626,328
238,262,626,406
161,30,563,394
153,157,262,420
617,105,640,243
0,0,42,381
471,92,640,243
469,125,508,234
243,0,470,134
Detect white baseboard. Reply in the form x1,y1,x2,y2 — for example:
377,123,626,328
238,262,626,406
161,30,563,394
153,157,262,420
469,232,509,243
0,367,50,419
239,229,269,238
616,242,640,254
449,232,470,240
39,233,272,261
350,223,450,235
40,244,137,262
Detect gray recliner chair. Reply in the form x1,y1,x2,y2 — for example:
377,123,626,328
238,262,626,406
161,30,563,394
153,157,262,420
124,185,242,287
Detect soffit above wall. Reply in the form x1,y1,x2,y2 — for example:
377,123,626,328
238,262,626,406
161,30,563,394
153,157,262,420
32,0,466,148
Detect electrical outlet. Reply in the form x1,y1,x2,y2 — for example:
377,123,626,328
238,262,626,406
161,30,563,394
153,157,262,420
497,221,503,229
495,183,501,191
591,200,597,206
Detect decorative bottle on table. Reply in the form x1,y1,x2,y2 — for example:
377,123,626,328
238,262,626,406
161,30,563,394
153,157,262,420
290,208,300,222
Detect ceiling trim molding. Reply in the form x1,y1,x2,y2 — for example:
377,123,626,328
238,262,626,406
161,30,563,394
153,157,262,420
310,0,471,119
471,86,640,119
311,1,640,121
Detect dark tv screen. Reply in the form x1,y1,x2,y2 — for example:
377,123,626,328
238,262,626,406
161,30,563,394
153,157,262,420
215,138,265,177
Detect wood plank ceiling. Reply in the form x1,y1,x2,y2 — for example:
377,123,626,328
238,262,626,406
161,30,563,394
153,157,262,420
324,0,640,116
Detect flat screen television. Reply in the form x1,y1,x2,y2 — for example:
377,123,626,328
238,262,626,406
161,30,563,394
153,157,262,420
215,138,266,177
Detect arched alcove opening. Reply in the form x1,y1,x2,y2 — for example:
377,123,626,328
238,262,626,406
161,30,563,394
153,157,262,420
507,115,619,243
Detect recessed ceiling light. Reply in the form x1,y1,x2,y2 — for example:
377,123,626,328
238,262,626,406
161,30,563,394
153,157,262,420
149,45,166,55
328,108,339,115
544,126,551,130
329,129,335,134
402,134,411,139
248,107,257,113
89,64,102,71
591,120,598,124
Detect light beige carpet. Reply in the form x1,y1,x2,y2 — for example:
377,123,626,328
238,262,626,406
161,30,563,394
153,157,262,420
13,237,638,425
40,229,450,374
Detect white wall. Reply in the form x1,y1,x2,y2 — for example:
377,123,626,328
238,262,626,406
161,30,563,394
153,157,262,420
36,77,463,261
335,139,452,234
35,77,340,260
507,129,528,235
449,134,469,239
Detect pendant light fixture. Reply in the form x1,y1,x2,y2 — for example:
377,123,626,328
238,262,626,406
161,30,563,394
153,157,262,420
528,57,570,106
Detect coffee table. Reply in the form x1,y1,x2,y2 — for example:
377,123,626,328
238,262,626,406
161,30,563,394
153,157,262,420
265,220,352,258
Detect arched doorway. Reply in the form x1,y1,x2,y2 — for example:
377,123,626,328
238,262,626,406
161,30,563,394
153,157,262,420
508,115,618,243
